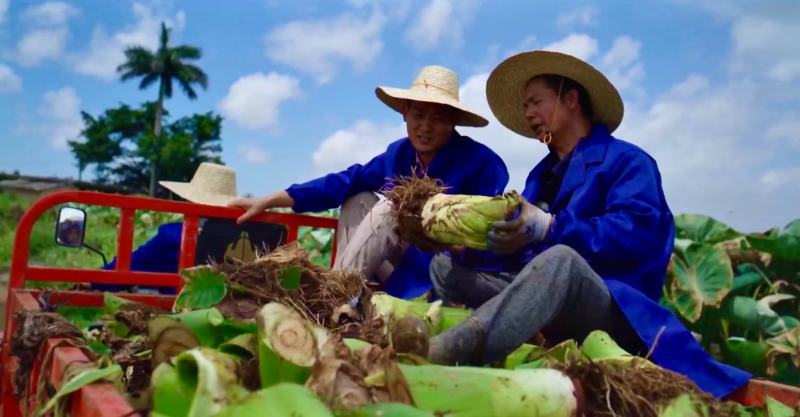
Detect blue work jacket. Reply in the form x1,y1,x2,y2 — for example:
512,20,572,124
286,131,509,298
485,124,750,398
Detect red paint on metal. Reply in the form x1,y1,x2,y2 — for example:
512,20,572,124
116,208,135,271
1,190,337,417
727,378,800,408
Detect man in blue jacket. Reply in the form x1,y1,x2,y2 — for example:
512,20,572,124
229,65,509,298
426,51,750,398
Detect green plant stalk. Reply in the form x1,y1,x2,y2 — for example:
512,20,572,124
257,303,330,388
337,403,437,417
397,364,576,417
370,293,470,334
151,348,247,417
215,383,333,417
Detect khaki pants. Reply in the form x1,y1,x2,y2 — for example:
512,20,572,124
333,192,406,282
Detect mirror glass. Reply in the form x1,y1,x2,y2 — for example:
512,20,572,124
56,207,86,247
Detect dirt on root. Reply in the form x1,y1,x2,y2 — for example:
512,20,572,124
382,176,450,253
560,361,741,417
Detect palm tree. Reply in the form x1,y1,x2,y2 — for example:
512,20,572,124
117,22,208,196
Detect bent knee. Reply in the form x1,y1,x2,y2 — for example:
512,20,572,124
535,244,581,265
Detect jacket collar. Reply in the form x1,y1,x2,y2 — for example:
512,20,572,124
552,123,612,210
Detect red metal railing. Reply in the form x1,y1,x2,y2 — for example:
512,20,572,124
1,191,337,417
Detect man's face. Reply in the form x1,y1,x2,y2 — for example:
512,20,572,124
522,77,570,140
404,101,456,154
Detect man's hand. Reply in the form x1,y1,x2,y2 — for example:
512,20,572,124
227,191,295,224
227,196,270,224
487,199,553,254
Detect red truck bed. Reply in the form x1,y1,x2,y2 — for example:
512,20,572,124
1,190,798,416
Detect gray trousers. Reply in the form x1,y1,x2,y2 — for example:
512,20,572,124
333,192,406,283
430,245,644,364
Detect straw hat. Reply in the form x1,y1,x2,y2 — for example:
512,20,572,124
376,65,489,127
159,163,238,206
486,50,624,137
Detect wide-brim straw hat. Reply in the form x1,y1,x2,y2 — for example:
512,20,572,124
159,162,238,206
486,50,624,137
376,65,489,127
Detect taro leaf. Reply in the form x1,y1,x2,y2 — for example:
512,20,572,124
39,364,123,416
782,219,800,237
722,296,792,336
674,214,741,244
747,234,800,262
175,266,228,310
731,271,765,294
668,244,733,322
724,337,768,376
766,327,800,370
56,306,105,330
280,266,302,289
765,396,795,417
104,292,132,315
88,341,113,357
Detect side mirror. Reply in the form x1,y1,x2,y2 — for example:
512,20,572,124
56,207,87,248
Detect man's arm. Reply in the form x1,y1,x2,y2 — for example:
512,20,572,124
230,148,390,223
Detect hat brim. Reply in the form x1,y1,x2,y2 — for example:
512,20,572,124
376,86,489,127
158,181,236,207
486,50,623,138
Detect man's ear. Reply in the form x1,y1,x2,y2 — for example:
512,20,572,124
565,89,580,111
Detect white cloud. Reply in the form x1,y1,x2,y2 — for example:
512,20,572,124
38,87,83,150
730,15,800,82
264,11,385,83
23,1,80,26
0,64,22,93
760,168,800,192
601,36,645,97
17,28,69,66
218,72,301,131
405,0,478,51
0,0,8,23
72,3,186,80
616,75,799,231
556,6,598,29
311,121,406,174
542,33,599,61
238,143,271,164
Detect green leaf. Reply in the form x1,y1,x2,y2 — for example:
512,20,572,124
722,296,792,336
56,306,105,330
782,219,800,237
674,214,741,244
88,341,113,356
747,234,800,262
175,266,228,310
104,292,132,315
724,337,768,376
39,364,123,416
668,244,734,322
280,266,302,289
765,396,795,417
731,270,766,294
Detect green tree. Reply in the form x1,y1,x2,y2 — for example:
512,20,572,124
68,102,223,194
117,22,208,196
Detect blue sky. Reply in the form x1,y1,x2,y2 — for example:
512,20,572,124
0,0,798,232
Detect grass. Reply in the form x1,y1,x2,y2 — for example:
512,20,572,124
0,191,338,278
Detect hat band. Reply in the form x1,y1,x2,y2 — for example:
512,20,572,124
410,81,457,100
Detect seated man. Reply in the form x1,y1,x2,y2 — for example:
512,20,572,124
98,163,286,293
230,65,509,299
426,51,750,398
